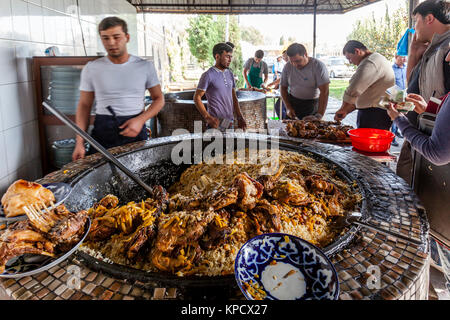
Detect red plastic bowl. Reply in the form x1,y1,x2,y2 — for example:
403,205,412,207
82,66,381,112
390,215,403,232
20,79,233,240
348,128,395,153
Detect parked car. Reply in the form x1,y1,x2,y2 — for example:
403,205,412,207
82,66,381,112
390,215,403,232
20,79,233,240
326,57,355,78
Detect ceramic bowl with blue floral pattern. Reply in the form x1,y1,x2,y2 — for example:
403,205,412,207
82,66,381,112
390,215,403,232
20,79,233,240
235,233,339,300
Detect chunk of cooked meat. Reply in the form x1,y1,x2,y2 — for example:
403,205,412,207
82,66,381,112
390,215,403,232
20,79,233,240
0,221,55,273
97,194,119,209
1,180,55,218
257,164,285,192
87,187,168,244
248,200,282,235
232,172,264,211
304,175,338,195
151,243,202,274
168,193,203,211
269,179,311,206
87,216,117,242
121,207,158,260
47,210,89,251
205,187,239,210
147,185,169,211
155,208,215,253
199,209,231,250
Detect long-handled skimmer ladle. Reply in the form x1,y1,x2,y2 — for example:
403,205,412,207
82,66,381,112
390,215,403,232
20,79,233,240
42,101,154,195
332,212,422,246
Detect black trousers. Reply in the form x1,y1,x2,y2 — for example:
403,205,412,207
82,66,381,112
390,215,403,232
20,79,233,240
87,113,148,155
357,108,393,131
288,94,318,120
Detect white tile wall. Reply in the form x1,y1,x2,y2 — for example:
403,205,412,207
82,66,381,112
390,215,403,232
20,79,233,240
0,0,139,191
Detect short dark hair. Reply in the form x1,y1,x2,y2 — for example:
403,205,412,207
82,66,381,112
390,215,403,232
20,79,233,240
413,0,450,25
255,50,264,59
343,40,368,55
286,43,307,57
98,16,128,34
226,42,235,49
212,43,233,58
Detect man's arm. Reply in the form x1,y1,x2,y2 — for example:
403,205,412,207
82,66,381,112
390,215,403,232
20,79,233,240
243,68,251,88
194,89,219,128
72,91,95,161
263,72,269,87
407,33,429,82
334,101,356,122
305,83,329,120
280,85,297,119
118,85,165,137
317,83,329,118
232,88,246,130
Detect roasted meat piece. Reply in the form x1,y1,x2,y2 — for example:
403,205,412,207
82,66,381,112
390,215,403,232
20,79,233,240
97,194,119,210
155,208,215,253
1,180,55,218
205,187,239,210
47,209,89,251
0,221,55,273
232,172,264,211
269,179,311,206
248,200,282,235
304,175,338,195
151,242,202,274
121,207,158,260
257,164,285,192
88,216,117,242
168,193,203,211
200,209,232,250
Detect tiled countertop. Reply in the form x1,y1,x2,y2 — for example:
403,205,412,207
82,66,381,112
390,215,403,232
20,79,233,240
0,133,430,300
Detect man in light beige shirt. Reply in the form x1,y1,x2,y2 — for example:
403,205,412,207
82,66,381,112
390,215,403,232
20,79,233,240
335,41,395,130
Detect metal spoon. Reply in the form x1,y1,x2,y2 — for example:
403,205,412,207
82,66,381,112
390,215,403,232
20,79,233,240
332,212,422,246
42,101,154,195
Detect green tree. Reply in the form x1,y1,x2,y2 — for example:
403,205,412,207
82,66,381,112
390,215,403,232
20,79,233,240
347,2,408,60
186,15,219,68
187,15,245,87
241,26,264,46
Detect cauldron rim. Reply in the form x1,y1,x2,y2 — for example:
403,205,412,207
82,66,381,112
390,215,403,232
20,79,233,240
164,89,266,104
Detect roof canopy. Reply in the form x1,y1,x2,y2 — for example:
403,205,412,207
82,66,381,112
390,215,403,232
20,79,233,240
126,0,382,15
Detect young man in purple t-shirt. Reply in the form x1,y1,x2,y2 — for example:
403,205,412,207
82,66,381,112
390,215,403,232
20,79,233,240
194,43,247,130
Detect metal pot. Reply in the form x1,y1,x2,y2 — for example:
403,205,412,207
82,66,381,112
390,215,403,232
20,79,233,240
64,133,368,290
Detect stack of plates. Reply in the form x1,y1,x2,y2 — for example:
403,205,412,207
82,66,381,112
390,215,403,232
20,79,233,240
52,139,89,168
46,67,82,115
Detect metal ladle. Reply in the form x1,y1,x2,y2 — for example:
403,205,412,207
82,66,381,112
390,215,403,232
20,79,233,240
332,212,422,246
42,101,154,195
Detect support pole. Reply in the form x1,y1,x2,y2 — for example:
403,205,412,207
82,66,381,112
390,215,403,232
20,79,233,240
225,15,230,42
313,0,317,58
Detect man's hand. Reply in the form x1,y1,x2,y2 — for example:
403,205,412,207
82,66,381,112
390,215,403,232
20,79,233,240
205,114,220,129
72,143,86,161
286,108,298,120
237,116,247,130
119,116,146,137
303,113,323,121
409,33,430,61
406,93,427,114
334,108,348,122
387,103,402,121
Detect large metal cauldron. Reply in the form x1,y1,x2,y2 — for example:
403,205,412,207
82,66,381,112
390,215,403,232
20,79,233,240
65,133,367,293
156,90,267,137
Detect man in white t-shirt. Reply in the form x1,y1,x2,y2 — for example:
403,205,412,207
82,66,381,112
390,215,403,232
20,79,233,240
72,16,165,160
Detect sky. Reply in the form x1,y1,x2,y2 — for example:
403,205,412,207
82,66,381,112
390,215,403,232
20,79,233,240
238,0,408,48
